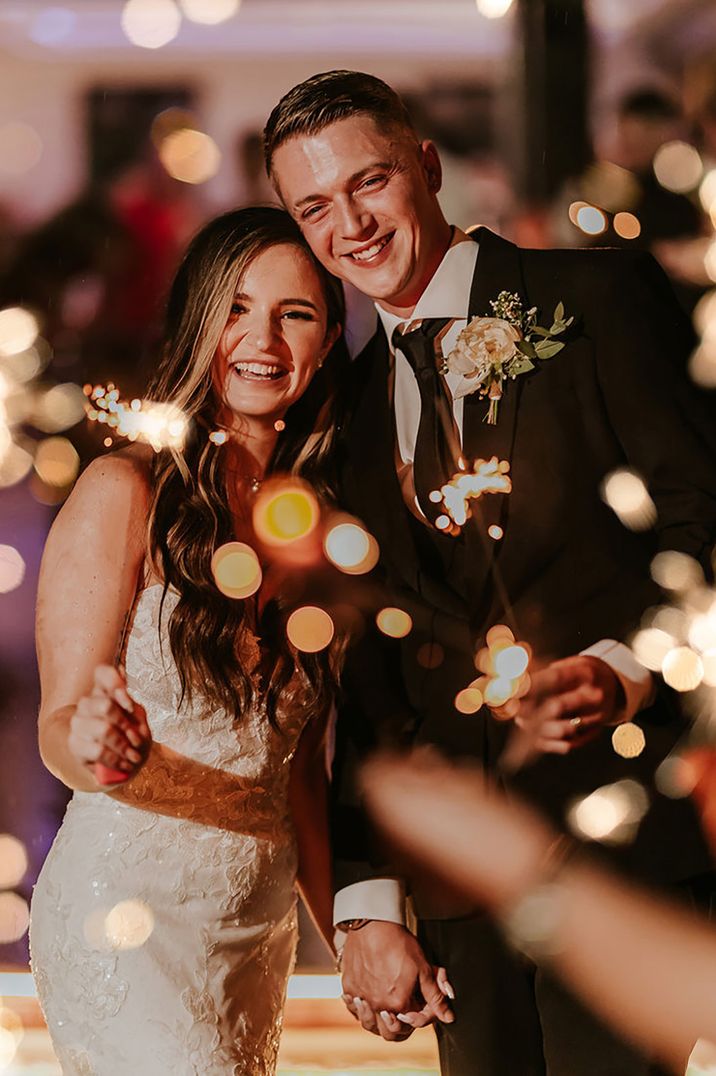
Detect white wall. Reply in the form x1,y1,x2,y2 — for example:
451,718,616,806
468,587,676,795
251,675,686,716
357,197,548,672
0,48,499,226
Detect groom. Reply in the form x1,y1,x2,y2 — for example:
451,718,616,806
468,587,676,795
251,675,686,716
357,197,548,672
265,71,716,1074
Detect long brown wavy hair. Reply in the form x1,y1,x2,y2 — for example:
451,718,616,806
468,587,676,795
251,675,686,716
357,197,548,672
145,206,347,728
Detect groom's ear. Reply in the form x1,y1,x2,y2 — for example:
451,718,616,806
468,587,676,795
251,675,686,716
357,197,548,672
420,140,443,195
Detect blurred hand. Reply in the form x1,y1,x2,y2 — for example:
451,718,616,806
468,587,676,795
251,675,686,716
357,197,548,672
361,751,556,912
69,664,151,784
500,654,623,772
340,920,454,1039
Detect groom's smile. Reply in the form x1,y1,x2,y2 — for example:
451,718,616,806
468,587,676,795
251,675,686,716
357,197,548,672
270,114,452,317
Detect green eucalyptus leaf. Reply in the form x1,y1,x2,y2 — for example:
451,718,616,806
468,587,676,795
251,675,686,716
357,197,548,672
534,340,565,360
515,339,538,358
509,355,535,376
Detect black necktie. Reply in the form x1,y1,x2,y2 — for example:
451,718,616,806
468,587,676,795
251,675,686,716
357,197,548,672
392,318,454,524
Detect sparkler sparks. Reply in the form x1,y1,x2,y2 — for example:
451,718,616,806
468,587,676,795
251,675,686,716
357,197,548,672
84,384,189,452
455,626,531,717
433,456,512,533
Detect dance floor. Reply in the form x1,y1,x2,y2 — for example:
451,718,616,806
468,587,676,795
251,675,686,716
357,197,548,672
0,969,440,1074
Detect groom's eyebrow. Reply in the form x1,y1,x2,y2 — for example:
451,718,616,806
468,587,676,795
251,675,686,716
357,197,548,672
293,161,394,208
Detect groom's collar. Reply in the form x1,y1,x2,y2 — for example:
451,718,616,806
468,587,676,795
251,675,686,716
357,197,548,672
374,226,479,346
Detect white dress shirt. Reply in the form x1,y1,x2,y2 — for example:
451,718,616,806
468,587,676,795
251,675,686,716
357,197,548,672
334,228,654,933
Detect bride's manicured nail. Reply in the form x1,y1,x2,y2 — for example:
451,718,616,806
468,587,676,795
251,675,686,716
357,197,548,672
380,1010,391,1021
443,981,456,1000
396,1013,414,1025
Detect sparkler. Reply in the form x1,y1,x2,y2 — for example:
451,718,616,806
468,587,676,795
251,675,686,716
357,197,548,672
432,456,512,534
84,383,189,452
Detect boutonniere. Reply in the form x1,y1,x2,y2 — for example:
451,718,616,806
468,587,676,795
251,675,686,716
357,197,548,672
443,291,574,425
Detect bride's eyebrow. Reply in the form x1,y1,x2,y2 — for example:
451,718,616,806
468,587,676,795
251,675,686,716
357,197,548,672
232,292,319,312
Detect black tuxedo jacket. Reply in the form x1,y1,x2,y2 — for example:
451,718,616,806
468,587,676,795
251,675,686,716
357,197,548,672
333,228,716,904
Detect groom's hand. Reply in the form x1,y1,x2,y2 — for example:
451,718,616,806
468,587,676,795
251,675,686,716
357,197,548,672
501,655,624,770
340,921,454,1039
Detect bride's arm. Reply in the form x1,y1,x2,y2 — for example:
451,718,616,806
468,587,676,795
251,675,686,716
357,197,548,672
37,452,149,792
289,705,335,954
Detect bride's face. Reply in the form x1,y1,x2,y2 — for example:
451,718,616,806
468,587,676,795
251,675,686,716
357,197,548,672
214,242,337,428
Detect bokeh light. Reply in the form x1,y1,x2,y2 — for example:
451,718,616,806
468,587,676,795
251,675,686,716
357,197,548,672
0,835,28,889
488,524,504,540
286,606,335,652
211,542,262,599
33,436,79,488
0,892,30,943
631,627,677,672
121,0,182,48
253,480,320,547
376,607,413,639
0,123,43,177
32,382,86,433
323,521,379,575
568,779,649,844
612,722,646,759
485,624,514,648
158,127,222,185
104,900,155,950
455,687,483,714
476,0,514,16
661,646,704,691
613,212,641,240
0,546,25,594
601,468,656,530
0,443,33,489
0,308,39,357
651,550,703,592
699,169,716,215
179,0,241,23
493,644,529,679
653,140,703,193
575,204,607,236
689,340,716,387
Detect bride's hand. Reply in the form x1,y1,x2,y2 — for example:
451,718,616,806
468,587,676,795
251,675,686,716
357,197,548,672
69,664,152,785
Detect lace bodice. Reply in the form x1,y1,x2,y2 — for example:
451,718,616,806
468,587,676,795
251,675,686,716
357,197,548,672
31,584,309,1075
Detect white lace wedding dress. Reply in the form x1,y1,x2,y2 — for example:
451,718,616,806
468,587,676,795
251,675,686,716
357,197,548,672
30,585,310,1075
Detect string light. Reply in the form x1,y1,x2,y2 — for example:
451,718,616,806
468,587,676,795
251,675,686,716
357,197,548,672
476,0,514,16
0,893,30,943
0,308,39,357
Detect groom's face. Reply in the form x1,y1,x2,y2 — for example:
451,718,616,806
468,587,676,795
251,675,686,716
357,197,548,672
271,115,446,313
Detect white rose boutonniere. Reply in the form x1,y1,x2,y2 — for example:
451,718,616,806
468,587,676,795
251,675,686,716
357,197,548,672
444,290,574,424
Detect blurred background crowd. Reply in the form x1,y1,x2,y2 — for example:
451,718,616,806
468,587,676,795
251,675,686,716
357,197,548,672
3,0,716,1070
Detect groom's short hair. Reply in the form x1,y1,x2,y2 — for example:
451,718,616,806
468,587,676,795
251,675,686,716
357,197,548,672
263,70,415,176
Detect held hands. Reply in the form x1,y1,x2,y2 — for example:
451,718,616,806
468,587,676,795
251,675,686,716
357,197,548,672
68,665,152,786
340,921,454,1041
499,655,624,772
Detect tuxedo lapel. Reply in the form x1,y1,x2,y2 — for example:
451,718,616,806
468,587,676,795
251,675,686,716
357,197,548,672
461,228,528,632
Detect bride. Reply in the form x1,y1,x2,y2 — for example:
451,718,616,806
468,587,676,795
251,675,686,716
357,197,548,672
30,206,345,1075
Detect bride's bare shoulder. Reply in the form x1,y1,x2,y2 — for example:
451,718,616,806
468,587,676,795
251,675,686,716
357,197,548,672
71,444,153,511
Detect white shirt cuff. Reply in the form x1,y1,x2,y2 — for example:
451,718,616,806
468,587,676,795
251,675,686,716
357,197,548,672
333,878,406,928
581,638,656,724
